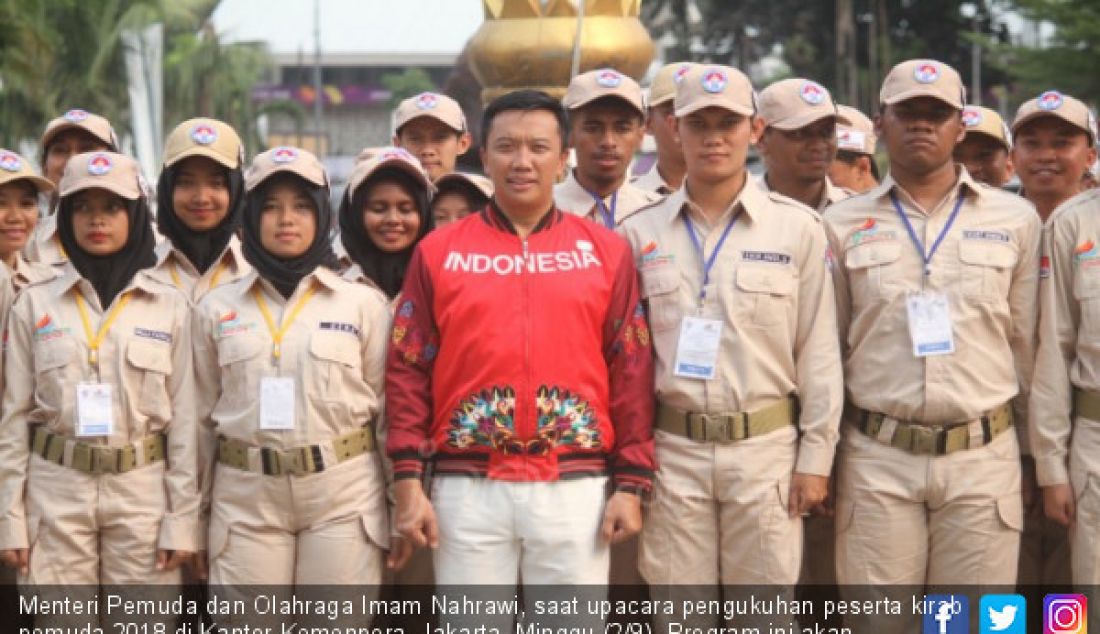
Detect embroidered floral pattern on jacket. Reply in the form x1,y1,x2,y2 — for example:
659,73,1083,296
535,385,601,451
392,299,438,365
446,385,602,454
613,302,651,358
448,386,517,450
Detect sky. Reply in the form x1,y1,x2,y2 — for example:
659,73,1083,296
212,0,486,57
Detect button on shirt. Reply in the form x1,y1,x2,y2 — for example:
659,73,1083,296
555,170,661,228
619,177,843,476
631,165,675,197
823,168,1040,429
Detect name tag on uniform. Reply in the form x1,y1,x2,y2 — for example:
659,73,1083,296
906,292,955,357
260,377,296,430
76,383,113,437
673,317,723,380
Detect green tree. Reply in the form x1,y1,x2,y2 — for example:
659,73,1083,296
995,0,1100,105
381,68,436,109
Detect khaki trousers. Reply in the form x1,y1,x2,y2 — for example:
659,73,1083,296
1069,416,1100,585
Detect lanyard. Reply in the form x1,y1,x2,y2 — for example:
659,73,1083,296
890,191,964,276
252,283,316,361
169,259,226,291
588,190,618,229
683,211,740,308
73,290,131,369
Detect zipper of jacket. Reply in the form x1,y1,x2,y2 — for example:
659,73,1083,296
521,236,532,470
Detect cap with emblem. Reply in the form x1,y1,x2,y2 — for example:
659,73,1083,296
674,65,755,118
245,146,328,192
563,68,646,117
961,106,1011,151
163,118,243,169
1011,90,1097,145
758,78,849,130
393,92,467,134
0,149,55,194
39,109,120,157
879,59,965,109
647,62,698,108
434,171,494,199
835,105,877,155
345,147,433,201
59,152,143,200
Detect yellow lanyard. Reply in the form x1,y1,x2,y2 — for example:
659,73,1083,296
73,290,131,369
252,283,316,361
169,259,226,291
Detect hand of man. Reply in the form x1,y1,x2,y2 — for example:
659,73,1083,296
395,479,439,549
156,549,193,571
788,473,829,518
387,535,415,571
600,490,643,544
0,549,28,575
1043,483,1076,527
190,551,208,580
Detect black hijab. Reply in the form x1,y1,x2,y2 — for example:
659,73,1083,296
155,161,245,274
241,173,337,298
57,193,157,309
338,167,431,299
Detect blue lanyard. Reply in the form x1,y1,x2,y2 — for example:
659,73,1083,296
589,190,617,229
684,211,740,307
889,191,965,276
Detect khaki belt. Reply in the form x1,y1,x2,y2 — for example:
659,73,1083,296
848,402,1013,455
656,398,795,443
1075,389,1100,422
31,426,166,475
217,427,375,477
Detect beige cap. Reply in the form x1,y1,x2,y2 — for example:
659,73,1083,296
0,149,54,194
647,62,698,107
674,65,755,118
355,146,390,165
244,146,328,192
39,109,119,156
393,92,467,134
1011,90,1097,145
835,105,877,155
58,152,144,200
563,68,645,117
434,172,494,199
879,59,965,109
757,78,848,130
961,106,1011,150
346,147,433,201
163,118,243,169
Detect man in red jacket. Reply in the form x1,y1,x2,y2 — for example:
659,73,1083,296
385,90,655,598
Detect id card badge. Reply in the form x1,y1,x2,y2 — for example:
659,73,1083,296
76,383,114,437
259,377,296,430
673,317,724,380
906,292,956,357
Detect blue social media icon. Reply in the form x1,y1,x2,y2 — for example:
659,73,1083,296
923,594,970,634
981,595,1026,634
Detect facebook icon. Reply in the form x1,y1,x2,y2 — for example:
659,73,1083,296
923,595,970,634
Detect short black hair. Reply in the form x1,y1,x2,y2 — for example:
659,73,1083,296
481,90,568,149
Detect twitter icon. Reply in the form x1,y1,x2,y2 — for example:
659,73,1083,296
981,595,1026,634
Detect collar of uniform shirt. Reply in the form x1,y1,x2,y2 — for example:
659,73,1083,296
671,176,765,229
238,265,342,300
52,264,164,302
873,165,984,212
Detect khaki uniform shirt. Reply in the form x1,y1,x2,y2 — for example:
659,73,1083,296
554,170,661,227
823,168,1040,434
0,265,198,550
24,213,66,266
0,256,59,406
631,165,676,196
759,174,852,213
620,177,843,476
147,236,252,305
1030,188,1100,485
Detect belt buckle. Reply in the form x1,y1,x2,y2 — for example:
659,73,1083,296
702,414,734,444
95,446,119,474
908,425,939,455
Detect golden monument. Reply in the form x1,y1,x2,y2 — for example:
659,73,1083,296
467,0,655,104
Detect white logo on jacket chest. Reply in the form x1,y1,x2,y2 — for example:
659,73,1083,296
443,250,603,276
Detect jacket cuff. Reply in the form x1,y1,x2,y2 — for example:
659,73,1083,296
612,469,653,496
391,451,426,480
157,515,199,553
1035,456,1070,487
795,444,835,477
0,518,28,550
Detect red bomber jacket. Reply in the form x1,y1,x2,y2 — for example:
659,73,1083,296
385,203,656,493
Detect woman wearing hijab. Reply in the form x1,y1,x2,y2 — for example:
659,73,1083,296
338,147,432,299
149,118,251,302
0,152,197,624
192,147,397,627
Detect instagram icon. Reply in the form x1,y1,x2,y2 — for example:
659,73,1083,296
1045,594,1088,634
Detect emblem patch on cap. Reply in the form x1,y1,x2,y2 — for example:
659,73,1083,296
63,109,89,123
87,153,113,176
800,81,827,105
0,152,21,172
380,148,416,163
415,93,438,110
961,107,983,127
701,69,728,94
674,65,692,84
271,147,298,164
596,69,622,88
913,62,940,84
190,123,218,145
1038,90,1064,111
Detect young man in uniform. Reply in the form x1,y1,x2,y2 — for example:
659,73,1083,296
633,63,696,196
392,91,471,181
620,64,842,631
829,105,879,194
954,105,1014,188
555,68,659,228
824,60,1039,630
756,78,852,211
1012,91,1097,222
